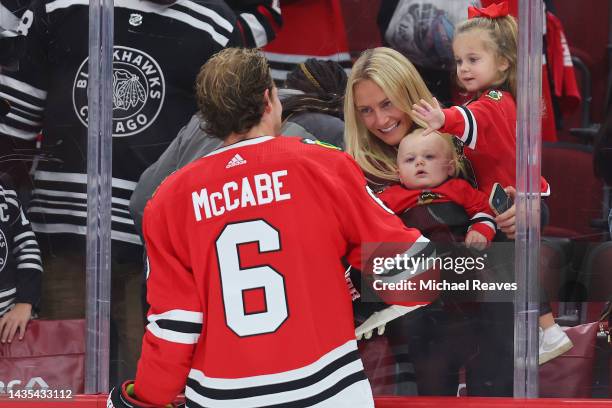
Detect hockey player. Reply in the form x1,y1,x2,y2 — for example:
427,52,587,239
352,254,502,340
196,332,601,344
108,47,433,408
0,0,280,381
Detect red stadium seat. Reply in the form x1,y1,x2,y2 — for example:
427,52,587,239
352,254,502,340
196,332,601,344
542,142,606,242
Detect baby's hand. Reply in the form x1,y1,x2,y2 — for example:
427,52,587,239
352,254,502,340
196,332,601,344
411,97,445,136
465,230,488,251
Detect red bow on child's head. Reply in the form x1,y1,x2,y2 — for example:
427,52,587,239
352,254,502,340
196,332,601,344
468,2,509,19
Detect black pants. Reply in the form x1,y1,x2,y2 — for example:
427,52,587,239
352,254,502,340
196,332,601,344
385,298,514,397
387,300,477,396
465,302,514,397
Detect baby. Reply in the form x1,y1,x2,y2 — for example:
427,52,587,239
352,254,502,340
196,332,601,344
378,128,496,250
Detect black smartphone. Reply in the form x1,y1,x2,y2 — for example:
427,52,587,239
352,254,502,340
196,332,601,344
489,182,513,215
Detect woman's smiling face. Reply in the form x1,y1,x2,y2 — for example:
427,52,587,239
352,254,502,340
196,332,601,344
353,79,412,147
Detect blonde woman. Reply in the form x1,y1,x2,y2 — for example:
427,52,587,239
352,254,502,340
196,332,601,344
344,47,434,189
344,46,514,396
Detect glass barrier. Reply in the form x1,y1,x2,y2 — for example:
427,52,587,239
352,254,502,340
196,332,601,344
85,0,112,394
0,0,94,397
514,0,543,397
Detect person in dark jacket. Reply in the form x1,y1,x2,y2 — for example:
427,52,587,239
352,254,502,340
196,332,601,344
281,58,347,148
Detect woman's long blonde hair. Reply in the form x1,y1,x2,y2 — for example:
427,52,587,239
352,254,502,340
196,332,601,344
344,47,434,183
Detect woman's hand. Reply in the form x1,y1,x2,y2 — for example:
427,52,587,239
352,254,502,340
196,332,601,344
495,186,516,239
465,230,488,250
0,303,33,343
411,97,445,136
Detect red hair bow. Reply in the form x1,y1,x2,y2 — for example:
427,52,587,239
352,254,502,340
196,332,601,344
467,2,509,19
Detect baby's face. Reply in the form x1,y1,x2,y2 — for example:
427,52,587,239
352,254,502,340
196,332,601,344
397,133,454,190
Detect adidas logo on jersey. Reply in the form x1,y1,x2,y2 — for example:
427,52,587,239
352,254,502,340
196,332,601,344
226,154,247,168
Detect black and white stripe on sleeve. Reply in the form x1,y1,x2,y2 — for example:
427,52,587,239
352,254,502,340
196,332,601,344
0,73,46,141
452,106,478,150
469,212,497,234
0,287,17,316
147,309,203,344
374,235,437,283
13,230,43,272
227,0,282,48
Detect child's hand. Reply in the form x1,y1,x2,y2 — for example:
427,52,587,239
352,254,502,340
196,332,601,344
465,230,488,251
0,303,32,343
411,97,445,136
495,186,516,239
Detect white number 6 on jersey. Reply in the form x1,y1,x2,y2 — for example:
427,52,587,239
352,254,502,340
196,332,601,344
216,220,288,337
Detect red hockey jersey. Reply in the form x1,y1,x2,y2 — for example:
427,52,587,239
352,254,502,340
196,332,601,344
378,179,497,241
541,11,581,141
262,0,351,84
137,136,430,406
442,90,552,197
441,89,516,195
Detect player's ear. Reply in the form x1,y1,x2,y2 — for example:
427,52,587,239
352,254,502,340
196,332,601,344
263,88,272,112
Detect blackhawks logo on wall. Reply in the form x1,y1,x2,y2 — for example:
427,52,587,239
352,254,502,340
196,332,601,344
72,46,166,137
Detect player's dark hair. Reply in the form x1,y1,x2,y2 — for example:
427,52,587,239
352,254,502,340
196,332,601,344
282,59,347,121
195,48,274,140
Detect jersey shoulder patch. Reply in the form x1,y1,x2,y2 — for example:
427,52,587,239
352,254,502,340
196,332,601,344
486,90,503,101
300,138,341,150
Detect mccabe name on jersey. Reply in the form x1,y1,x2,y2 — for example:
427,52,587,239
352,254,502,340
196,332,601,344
192,170,291,221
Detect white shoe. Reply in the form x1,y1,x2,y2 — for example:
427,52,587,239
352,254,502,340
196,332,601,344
539,324,574,365
355,304,423,340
